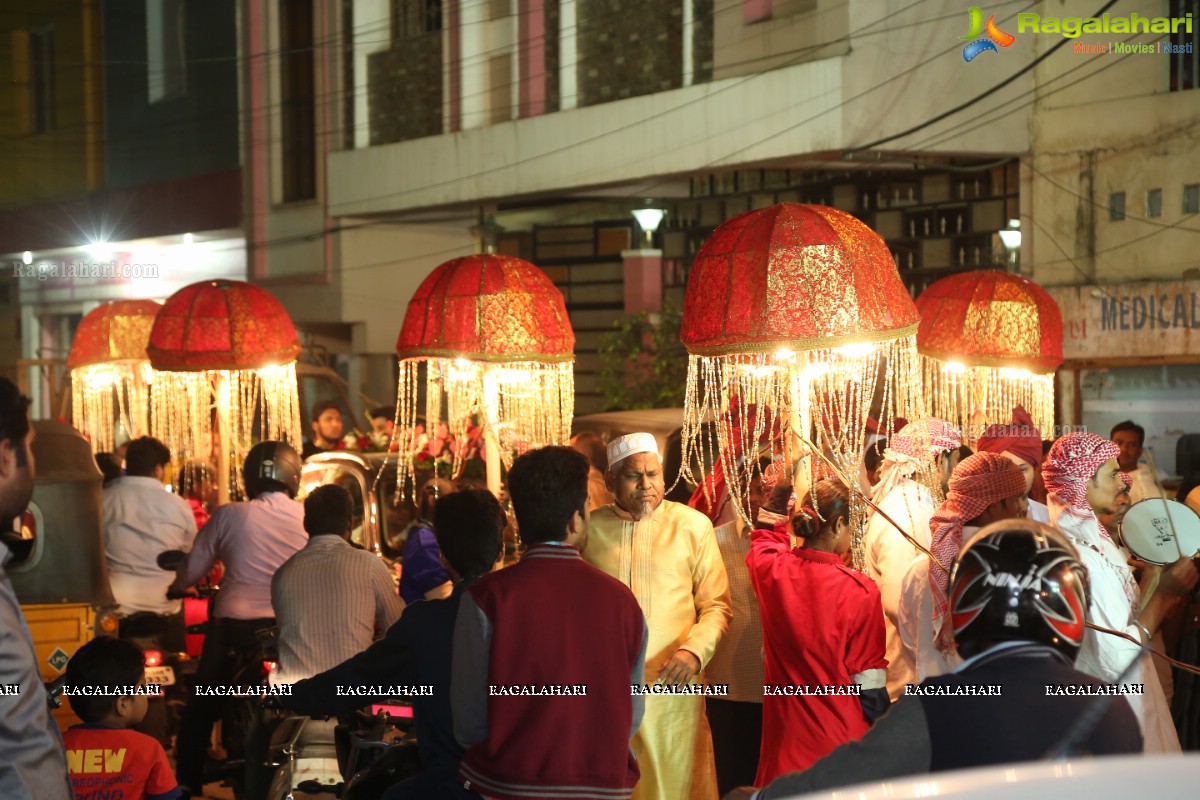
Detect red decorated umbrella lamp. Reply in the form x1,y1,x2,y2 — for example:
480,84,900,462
915,270,1062,439
395,254,575,496
680,203,926,565
147,280,303,503
67,299,162,453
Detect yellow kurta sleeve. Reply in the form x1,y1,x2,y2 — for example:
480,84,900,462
677,505,731,669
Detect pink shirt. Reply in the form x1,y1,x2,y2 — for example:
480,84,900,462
174,492,307,620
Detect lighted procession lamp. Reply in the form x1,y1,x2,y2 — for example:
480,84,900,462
678,203,927,568
394,254,576,497
915,269,1063,441
67,300,163,453
146,280,304,503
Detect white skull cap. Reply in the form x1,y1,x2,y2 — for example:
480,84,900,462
607,432,659,469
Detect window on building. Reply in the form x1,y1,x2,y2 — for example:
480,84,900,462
1185,184,1200,214
742,0,816,23
1169,0,1198,91
1109,192,1126,221
489,53,513,124
280,0,316,202
743,0,773,23
147,0,187,102
29,26,56,132
1146,188,1163,218
395,0,442,37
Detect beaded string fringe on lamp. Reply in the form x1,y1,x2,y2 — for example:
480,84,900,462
67,300,162,453
393,254,576,497
147,280,303,498
150,365,302,496
679,203,926,569
915,270,1063,439
394,359,574,479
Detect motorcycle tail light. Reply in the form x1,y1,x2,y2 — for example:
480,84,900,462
144,650,163,667
370,704,413,719
96,610,120,636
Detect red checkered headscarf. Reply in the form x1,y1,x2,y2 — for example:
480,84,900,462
928,452,1027,651
873,418,962,504
1043,432,1121,545
1043,433,1119,508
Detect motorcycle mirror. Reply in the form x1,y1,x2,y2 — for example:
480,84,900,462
156,550,186,571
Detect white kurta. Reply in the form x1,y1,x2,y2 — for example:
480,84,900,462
894,530,971,690
1028,499,1050,523
1052,502,1180,753
863,479,936,700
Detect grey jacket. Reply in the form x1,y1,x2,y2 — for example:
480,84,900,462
0,540,73,800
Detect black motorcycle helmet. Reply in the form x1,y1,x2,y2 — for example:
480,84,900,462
242,441,302,499
950,519,1090,661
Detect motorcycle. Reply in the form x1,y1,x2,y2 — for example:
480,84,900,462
262,698,423,800
119,609,193,747
160,550,277,797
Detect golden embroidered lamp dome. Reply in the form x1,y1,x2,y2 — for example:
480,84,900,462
67,300,162,453
147,279,302,371
681,203,920,353
148,280,303,500
393,254,575,494
679,203,925,552
915,270,1062,437
397,253,574,362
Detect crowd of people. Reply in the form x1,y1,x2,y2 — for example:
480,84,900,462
302,400,483,468
2,373,1200,800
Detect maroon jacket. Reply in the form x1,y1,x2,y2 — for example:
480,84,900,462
452,542,647,800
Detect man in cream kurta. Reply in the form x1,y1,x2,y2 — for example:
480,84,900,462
862,419,961,700
585,433,731,800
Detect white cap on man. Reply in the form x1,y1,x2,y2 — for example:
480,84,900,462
606,432,659,470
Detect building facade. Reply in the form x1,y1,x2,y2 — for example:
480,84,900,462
0,0,244,417
6,0,1198,475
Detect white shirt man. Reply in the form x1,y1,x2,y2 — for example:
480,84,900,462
1111,421,1167,505
862,419,962,701
102,438,197,615
895,454,1028,692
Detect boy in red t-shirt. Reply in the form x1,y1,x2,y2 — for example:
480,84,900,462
62,637,182,800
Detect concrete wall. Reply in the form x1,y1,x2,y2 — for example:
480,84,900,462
329,0,1032,218
103,0,240,189
712,0,846,80
337,218,477,353
1028,0,1200,288
576,0,683,105
331,57,846,214
0,0,102,208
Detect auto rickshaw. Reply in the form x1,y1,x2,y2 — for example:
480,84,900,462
9,420,119,729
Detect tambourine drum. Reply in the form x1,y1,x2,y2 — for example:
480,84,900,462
1119,499,1200,566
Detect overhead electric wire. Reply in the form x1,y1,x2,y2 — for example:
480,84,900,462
846,0,1122,153
1,0,947,161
